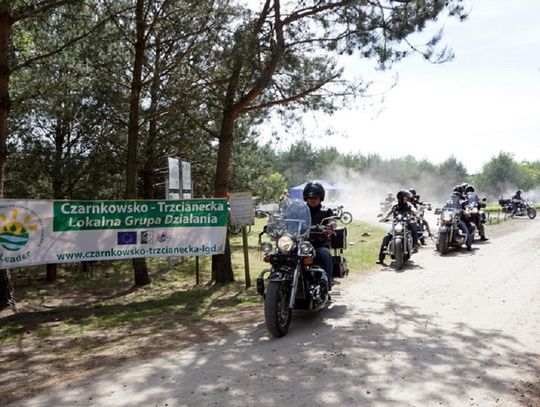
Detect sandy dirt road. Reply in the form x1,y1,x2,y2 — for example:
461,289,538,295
9,219,540,407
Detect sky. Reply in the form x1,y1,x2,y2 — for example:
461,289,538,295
258,0,540,174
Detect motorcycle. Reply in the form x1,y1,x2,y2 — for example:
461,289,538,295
256,199,334,337
414,203,432,244
434,202,468,254
332,205,353,224
498,197,537,219
467,193,487,239
381,213,414,270
377,199,394,218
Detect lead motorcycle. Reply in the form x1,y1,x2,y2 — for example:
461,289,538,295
256,199,333,337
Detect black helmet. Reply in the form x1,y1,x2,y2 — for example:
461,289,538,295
396,190,412,203
516,189,522,195
303,181,325,201
409,188,417,196
465,185,475,193
453,185,464,194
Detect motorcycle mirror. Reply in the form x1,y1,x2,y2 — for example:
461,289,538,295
376,213,383,218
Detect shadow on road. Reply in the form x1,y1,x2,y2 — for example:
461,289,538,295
11,298,539,407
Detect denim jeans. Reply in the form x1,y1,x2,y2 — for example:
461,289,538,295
315,246,333,291
458,221,472,249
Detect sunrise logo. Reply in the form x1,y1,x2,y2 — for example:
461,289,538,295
0,209,39,251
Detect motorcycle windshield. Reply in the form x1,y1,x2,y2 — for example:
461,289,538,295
282,199,311,237
443,199,462,211
467,193,479,205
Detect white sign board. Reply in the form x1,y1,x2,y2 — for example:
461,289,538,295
168,157,180,190
229,192,254,226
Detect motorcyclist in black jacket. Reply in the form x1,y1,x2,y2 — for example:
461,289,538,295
303,182,336,290
447,189,474,251
409,188,432,244
376,190,420,265
511,190,524,217
465,185,488,241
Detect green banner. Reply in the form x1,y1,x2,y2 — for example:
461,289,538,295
0,199,228,269
53,199,228,231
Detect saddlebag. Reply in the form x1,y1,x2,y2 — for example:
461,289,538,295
331,228,347,250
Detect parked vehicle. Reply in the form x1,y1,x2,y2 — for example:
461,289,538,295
256,199,334,337
332,205,353,224
228,224,251,235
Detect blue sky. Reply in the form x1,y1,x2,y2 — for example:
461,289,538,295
260,0,540,174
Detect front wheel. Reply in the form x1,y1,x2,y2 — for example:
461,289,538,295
340,212,353,224
438,232,449,255
393,237,404,270
264,281,292,337
527,207,537,219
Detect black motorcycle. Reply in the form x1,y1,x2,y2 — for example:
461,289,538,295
256,199,334,337
467,193,487,239
414,203,432,244
499,197,537,219
435,203,468,254
382,213,414,270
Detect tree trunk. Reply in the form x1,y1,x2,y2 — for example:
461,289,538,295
46,264,57,282
0,8,11,199
142,34,161,200
46,107,68,283
126,0,150,286
0,11,14,309
211,110,236,283
0,269,15,311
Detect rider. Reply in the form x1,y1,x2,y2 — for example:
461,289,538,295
446,189,474,251
465,185,488,241
409,188,432,244
376,190,420,265
511,189,524,216
303,182,336,291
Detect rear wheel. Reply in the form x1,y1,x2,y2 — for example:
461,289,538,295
340,212,353,224
527,207,537,219
264,281,292,337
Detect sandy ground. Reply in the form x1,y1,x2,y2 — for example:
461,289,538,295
7,218,540,407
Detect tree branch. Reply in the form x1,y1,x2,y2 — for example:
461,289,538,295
241,73,339,112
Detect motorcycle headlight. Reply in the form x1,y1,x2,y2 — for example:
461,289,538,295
394,223,404,233
442,211,453,222
471,207,478,214
277,235,295,253
261,241,273,254
299,241,312,255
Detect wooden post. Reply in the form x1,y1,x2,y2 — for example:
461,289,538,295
195,256,200,286
242,226,251,288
